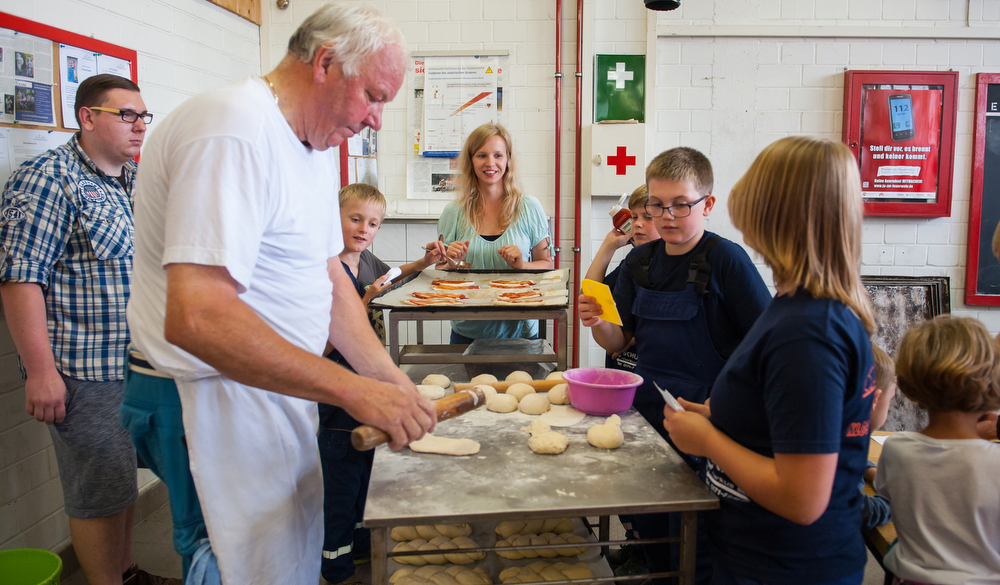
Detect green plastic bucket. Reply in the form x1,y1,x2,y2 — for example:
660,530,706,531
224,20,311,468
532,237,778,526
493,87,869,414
0,548,62,585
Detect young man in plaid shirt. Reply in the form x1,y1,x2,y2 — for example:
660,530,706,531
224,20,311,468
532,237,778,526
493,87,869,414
0,75,177,585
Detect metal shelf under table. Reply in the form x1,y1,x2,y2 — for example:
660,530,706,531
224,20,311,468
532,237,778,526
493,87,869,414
364,408,718,585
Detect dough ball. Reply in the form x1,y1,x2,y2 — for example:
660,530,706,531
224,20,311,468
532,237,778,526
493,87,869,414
417,384,446,400
507,382,536,402
421,374,451,387
519,393,551,415
587,414,624,449
474,384,498,400
506,370,533,383
528,431,569,454
547,383,570,405
471,373,498,384
487,394,518,413
546,371,564,381
520,419,551,435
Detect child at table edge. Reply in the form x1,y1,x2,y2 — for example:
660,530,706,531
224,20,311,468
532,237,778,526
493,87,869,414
584,183,661,373
579,146,772,585
875,315,1000,585
861,344,895,531
318,183,445,584
663,137,877,584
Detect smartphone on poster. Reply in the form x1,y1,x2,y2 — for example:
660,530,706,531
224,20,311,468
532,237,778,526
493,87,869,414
889,93,915,141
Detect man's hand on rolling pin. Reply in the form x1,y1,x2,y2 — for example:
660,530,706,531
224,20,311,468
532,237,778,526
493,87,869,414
578,294,604,327
498,245,525,269
347,379,436,450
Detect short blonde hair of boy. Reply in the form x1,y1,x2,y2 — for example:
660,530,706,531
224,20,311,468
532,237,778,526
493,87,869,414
896,315,1000,413
339,183,386,215
871,345,895,394
627,184,649,209
729,136,875,334
645,147,713,196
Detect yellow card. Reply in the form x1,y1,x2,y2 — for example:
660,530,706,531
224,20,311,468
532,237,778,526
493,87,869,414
581,278,623,326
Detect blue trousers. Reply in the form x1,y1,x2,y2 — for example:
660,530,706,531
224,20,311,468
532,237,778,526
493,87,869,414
120,365,208,581
318,407,375,584
712,563,863,585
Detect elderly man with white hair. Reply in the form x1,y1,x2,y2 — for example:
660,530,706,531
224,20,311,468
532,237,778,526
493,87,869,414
121,4,436,584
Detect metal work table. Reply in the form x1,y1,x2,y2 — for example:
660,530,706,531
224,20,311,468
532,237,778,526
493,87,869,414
386,307,568,369
364,407,718,585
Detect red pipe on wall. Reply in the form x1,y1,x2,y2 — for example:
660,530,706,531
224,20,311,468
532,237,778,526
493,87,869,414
552,0,562,355
571,0,583,368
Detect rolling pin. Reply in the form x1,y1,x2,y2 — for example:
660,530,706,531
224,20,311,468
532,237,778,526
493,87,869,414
351,387,487,451
454,379,563,393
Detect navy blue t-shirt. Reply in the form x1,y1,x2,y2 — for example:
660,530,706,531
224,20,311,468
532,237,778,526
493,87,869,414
613,232,772,360
705,288,875,582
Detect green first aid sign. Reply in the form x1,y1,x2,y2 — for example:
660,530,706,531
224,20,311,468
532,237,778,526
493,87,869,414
595,55,645,123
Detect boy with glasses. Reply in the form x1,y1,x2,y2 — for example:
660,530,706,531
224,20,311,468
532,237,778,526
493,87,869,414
580,146,771,585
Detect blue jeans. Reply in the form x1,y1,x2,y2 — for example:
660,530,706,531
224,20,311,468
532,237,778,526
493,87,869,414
120,365,208,581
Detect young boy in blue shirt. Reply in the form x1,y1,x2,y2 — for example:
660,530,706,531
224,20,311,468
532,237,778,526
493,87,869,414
580,147,771,585
320,184,444,585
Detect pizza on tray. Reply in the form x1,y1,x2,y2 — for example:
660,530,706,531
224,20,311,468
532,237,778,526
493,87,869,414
497,289,542,301
430,279,479,290
412,292,468,300
401,298,463,306
489,279,535,289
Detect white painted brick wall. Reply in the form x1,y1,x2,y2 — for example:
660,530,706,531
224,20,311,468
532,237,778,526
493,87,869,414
651,1,1000,351
0,0,257,554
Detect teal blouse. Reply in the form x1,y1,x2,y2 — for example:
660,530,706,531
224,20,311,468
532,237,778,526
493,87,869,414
437,194,551,339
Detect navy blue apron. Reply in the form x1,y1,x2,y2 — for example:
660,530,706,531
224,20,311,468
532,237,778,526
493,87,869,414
627,236,721,585
629,236,724,446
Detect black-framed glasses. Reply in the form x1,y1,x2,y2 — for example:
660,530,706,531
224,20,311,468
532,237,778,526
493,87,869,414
645,194,709,218
88,107,153,124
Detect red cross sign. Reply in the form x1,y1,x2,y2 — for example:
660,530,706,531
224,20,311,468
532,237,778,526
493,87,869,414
607,146,636,176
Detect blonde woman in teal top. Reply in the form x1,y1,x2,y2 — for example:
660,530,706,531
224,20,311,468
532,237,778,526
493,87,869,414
438,123,552,341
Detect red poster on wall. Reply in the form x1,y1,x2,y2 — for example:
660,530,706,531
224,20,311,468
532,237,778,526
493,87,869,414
859,87,942,200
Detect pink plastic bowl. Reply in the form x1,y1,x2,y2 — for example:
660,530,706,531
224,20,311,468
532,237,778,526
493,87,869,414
561,368,644,416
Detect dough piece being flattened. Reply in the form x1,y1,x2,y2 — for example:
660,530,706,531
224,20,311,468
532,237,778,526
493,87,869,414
421,374,451,387
587,414,624,449
487,394,518,413
547,383,570,405
417,384,446,400
471,373,498,384
475,384,498,400
507,383,535,402
545,371,564,381
518,393,551,415
408,434,480,456
539,405,586,427
506,370,532,383
528,432,569,454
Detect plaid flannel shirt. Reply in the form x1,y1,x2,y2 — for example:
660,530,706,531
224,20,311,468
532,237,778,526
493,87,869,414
0,134,135,381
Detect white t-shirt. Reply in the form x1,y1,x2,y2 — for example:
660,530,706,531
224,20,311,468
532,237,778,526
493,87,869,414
875,432,1000,585
129,76,342,381
127,76,342,585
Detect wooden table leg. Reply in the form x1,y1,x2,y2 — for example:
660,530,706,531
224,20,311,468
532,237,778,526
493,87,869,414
371,526,387,585
679,511,697,585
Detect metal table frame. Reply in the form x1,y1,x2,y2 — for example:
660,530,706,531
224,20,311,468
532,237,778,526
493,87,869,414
386,307,569,369
363,409,718,585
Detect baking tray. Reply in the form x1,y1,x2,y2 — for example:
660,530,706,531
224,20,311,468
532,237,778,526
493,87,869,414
370,268,571,310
